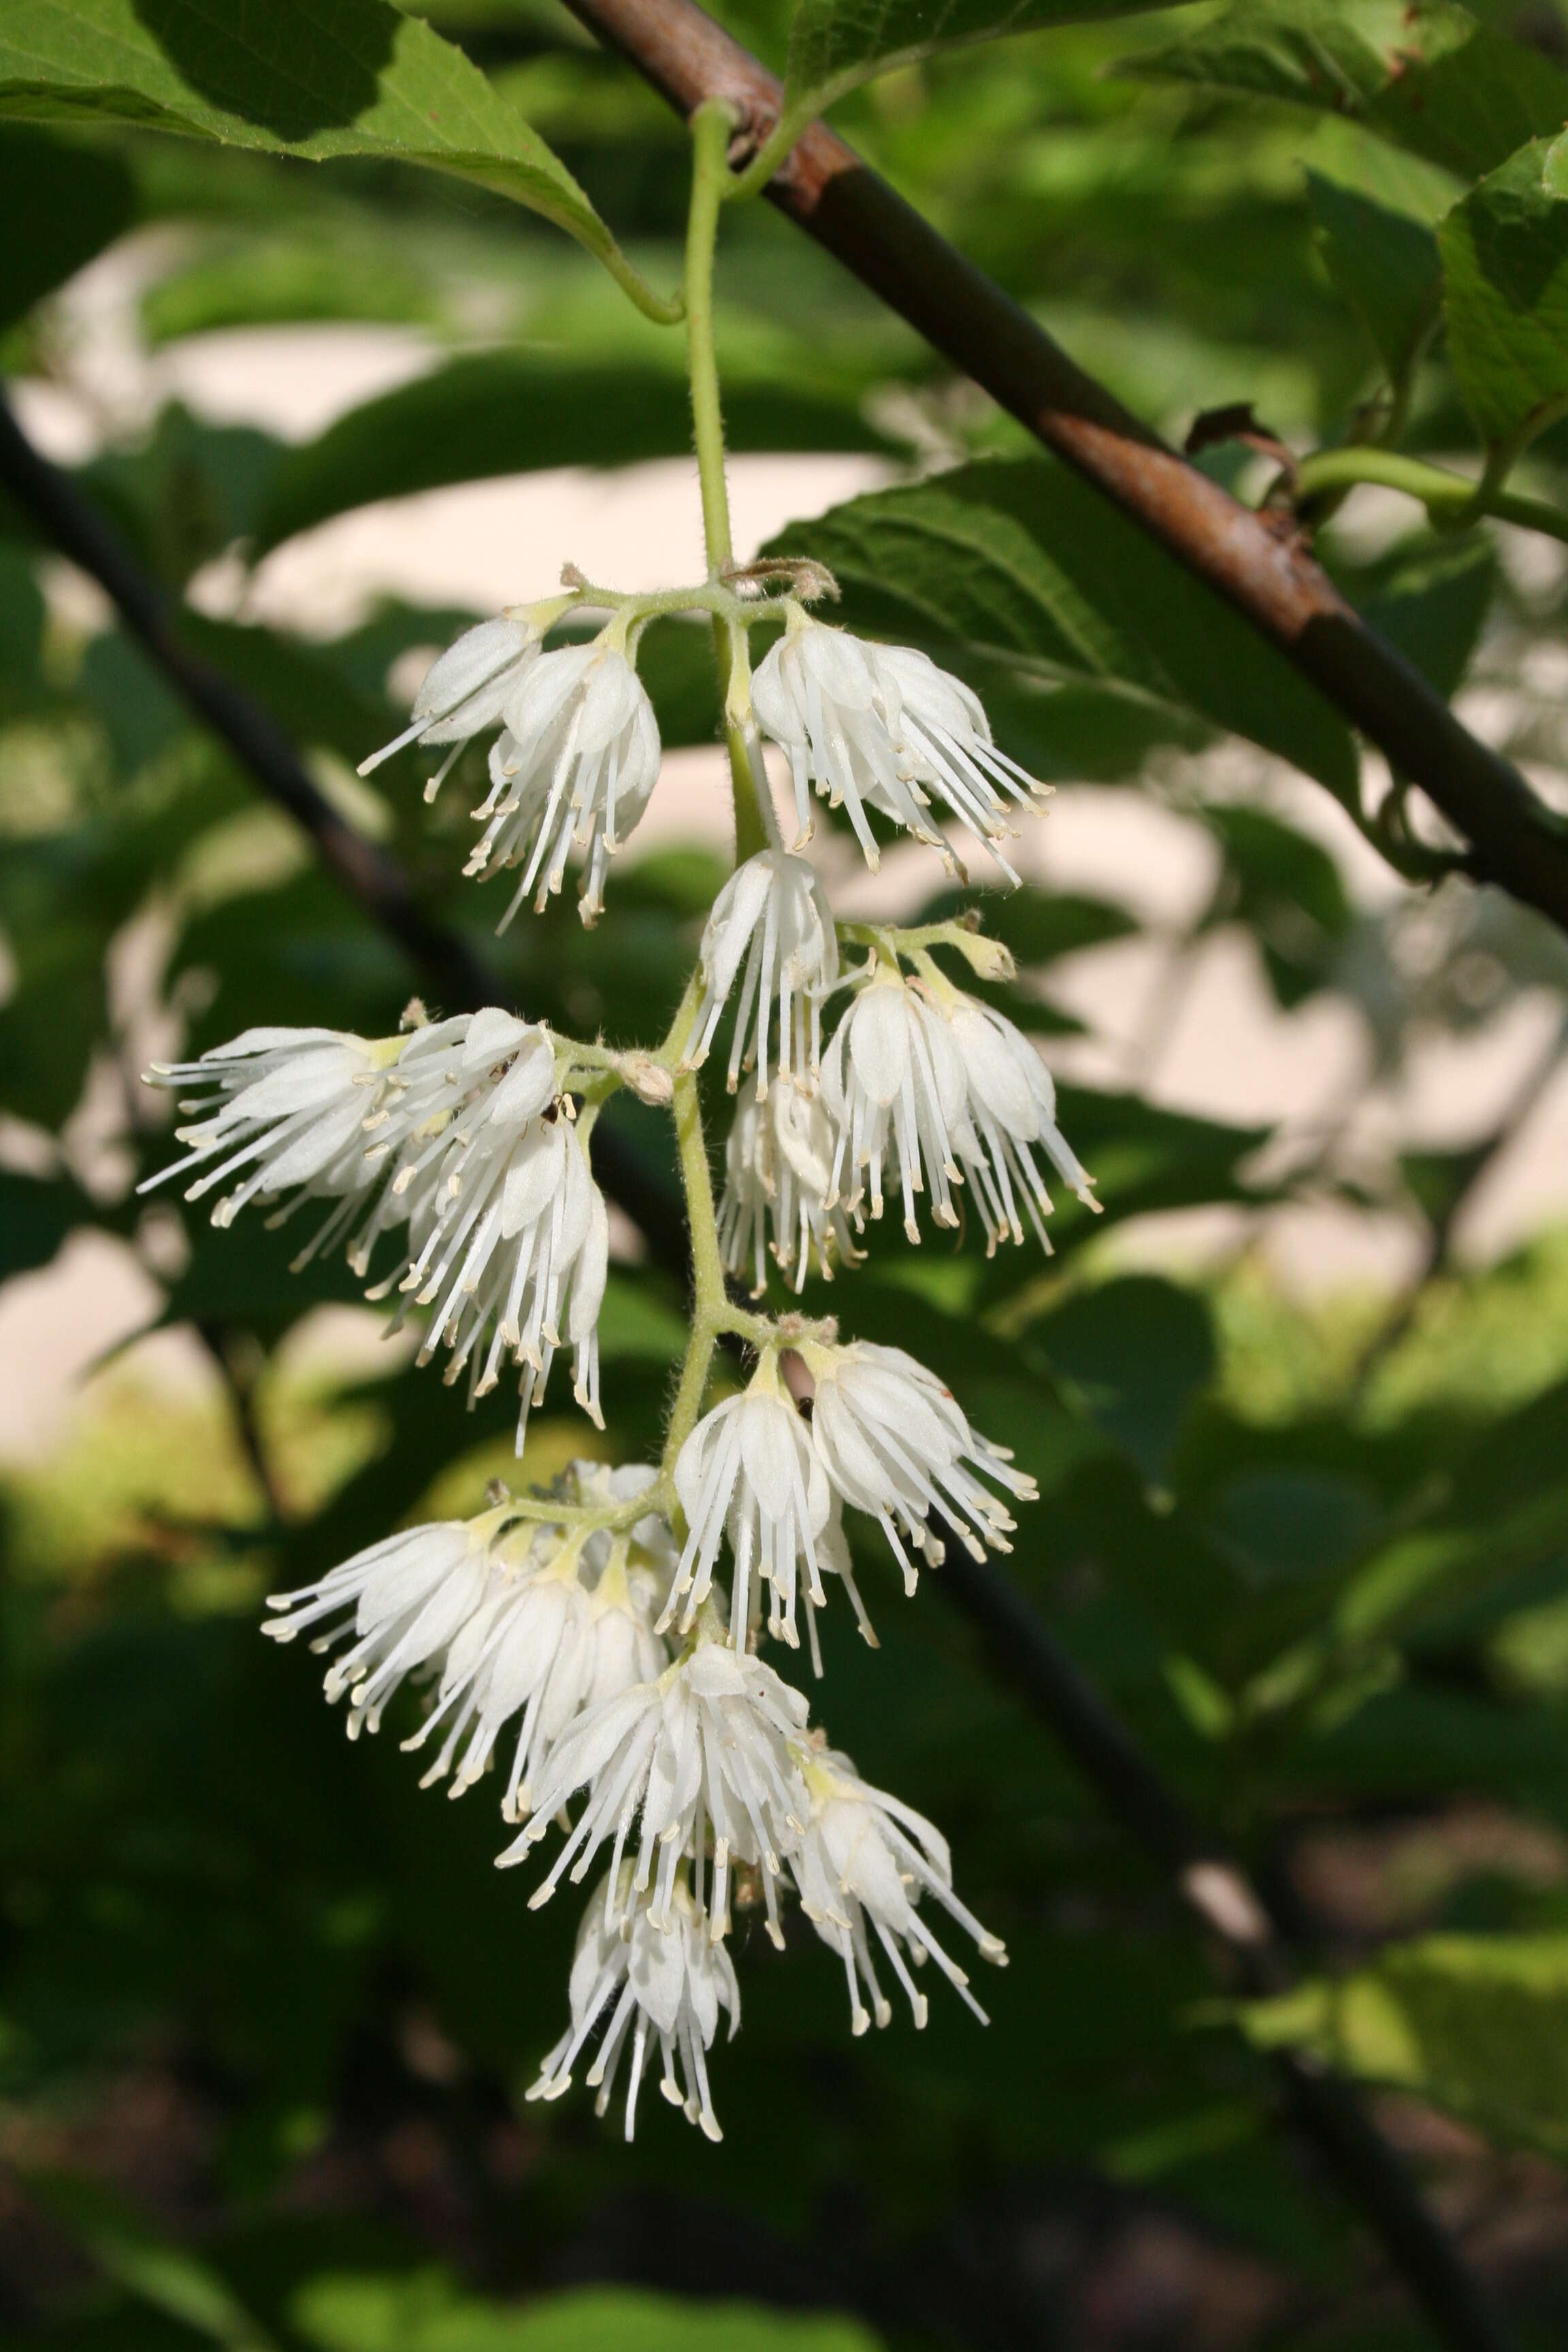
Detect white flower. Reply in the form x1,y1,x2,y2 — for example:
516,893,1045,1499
501,1635,810,1948
751,611,1043,879
682,851,838,1095
801,1339,1036,1589
402,1469,673,1818
717,1079,860,1297
819,971,967,1241
144,1010,609,1447
466,640,660,926
139,1024,408,1233
359,615,542,797
789,1747,1006,2033
378,1101,609,1448
664,1354,830,1652
140,1007,546,1267
876,643,1043,879
938,990,1100,1252
528,1867,738,2141
261,1514,496,1737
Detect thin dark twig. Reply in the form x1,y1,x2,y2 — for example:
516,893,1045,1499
558,0,1568,942
939,1546,1512,2352
0,386,688,1271
197,1320,289,1525
0,387,1509,2352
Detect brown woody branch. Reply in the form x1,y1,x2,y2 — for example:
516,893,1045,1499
561,0,1568,941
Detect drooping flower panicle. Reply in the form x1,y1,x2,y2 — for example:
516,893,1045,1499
819,969,968,1241
503,1635,811,1947
802,1339,1036,1590
156,524,1090,2134
142,1009,611,1449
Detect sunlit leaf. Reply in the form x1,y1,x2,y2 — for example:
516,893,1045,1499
1125,0,1568,183
780,0,1189,131
1236,1933,1568,2155
1439,135,1568,451
0,0,659,304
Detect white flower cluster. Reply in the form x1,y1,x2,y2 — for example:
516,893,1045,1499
146,564,1102,2146
141,1007,609,1447
693,902,1098,1290
262,1461,671,1797
359,604,1047,928
665,1339,1028,1652
252,1420,1001,2144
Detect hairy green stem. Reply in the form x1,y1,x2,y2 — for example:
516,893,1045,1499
683,98,775,864
564,574,793,625
1293,446,1568,548
600,238,687,327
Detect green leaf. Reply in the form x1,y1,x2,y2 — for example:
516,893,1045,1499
1198,803,1352,1009
1125,0,1568,183
1342,529,1496,698
780,0,1188,129
1439,135,1568,452
1028,1275,1218,1483
254,353,895,555
1306,168,1441,382
27,2172,276,2351
764,461,1359,799
74,403,287,588
0,542,47,714
0,0,661,310
0,1166,87,1278
0,124,134,331
1235,1934,1568,2156
293,2277,883,2352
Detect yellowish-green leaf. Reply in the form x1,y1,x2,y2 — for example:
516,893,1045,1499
293,2274,883,2352
1235,1934,1568,2157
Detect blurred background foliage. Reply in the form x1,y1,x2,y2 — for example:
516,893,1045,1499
2,0,1568,2345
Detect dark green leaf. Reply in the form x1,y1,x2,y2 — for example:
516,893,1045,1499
1306,168,1441,381
0,1167,88,1278
0,543,46,713
0,0,649,299
1026,1275,1217,1483
1211,1468,1378,1585
0,125,134,331
764,461,1359,799
1439,135,1568,451
78,631,192,774
0,919,106,1128
1199,802,1352,1008
77,404,287,587
1342,529,1496,698
254,354,895,554
1126,0,1568,183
